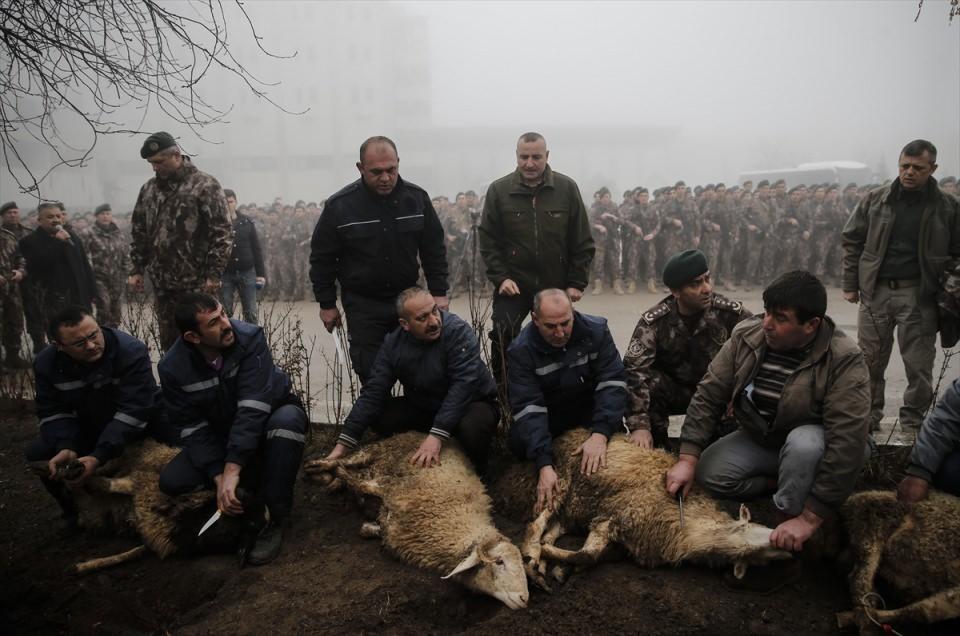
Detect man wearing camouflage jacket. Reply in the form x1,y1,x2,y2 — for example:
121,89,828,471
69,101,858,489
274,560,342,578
83,204,129,328
128,132,233,351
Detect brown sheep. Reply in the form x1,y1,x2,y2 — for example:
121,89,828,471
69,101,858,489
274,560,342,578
491,429,791,588
836,490,960,634
303,431,530,610
29,440,262,573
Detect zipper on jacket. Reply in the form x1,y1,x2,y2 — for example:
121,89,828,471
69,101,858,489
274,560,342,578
532,191,540,288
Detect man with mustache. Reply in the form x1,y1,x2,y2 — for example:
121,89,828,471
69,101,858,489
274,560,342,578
325,287,498,475
158,293,307,565
623,250,751,449
26,306,169,531
841,139,960,438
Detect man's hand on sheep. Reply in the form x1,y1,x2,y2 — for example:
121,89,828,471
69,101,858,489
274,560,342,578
326,443,350,460
535,466,561,514
69,456,100,485
410,434,443,468
628,429,653,449
214,463,245,516
769,508,823,552
47,449,79,480
665,454,698,498
573,432,608,475
897,475,930,503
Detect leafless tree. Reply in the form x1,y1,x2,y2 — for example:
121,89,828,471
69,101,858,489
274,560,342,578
915,0,960,23
0,0,301,198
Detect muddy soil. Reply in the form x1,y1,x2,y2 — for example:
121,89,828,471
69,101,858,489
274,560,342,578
0,409,952,635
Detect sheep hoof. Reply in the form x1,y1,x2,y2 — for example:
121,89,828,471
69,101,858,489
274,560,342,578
359,522,382,539
524,559,552,592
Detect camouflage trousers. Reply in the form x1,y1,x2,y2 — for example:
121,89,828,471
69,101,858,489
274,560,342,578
699,232,722,281
777,233,807,275
593,232,623,282
718,236,739,285
450,238,487,297
94,276,125,328
0,287,24,359
808,232,842,281
154,288,203,352
623,235,657,282
658,230,687,272
743,232,776,285
644,369,697,448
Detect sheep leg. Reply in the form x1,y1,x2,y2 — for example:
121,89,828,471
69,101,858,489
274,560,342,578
359,521,382,539
84,476,135,495
540,519,612,566
521,509,554,592
303,450,373,474
71,545,148,575
860,584,960,628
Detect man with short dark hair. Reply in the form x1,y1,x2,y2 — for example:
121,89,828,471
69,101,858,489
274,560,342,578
842,139,960,435
129,132,234,350
82,203,128,328
158,292,306,565
220,189,266,324
325,287,498,473
666,271,871,553
507,289,626,514
478,133,595,385
26,307,166,528
309,136,449,382
624,250,750,448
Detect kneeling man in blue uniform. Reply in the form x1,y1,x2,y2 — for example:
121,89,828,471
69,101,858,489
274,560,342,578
158,293,307,566
507,288,628,514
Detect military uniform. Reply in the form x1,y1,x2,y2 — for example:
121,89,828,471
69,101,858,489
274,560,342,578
698,198,725,282
590,199,624,292
622,199,660,291
623,294,751,446
741,194,778,288
82,221,129,328
0,228,26,365
129,156,233,350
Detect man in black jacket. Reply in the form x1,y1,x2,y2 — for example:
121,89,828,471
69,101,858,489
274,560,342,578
220,189,266,324
309,136,448,381
26,306,169,528
19,202,96,349
158,293,307,565
325,286,498,473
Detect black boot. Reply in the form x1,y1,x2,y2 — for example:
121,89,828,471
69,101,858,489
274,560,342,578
247,518,284,566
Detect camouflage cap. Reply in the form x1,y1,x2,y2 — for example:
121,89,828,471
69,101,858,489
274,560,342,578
663,249,708,289
0,201,17,214
140,131,177,159
94,203,112,215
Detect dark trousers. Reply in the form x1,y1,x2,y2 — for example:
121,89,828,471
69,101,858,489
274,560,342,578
933,451,960,497
158,404,307,518
508,401,595,462
647,370,697,448
371,396,498,473
489,290,535,389
341,292,398,383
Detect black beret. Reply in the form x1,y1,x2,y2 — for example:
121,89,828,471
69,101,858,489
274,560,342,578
140,131,177,159
788,186,802,194
465,190,477,197
757,180,771,188
663,249,708,289
598,186,610,195
826,184,840,192
941,176,957,185
715,182,726,189
773,179,786,186
0,201,17,214
94,203,112,214
633,186,648,194
674,180,686,187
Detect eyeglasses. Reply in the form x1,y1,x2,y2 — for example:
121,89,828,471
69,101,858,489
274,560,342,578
62,328,100,349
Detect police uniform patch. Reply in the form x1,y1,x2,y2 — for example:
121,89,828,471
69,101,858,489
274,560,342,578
641,302,671,325
712,294,743,314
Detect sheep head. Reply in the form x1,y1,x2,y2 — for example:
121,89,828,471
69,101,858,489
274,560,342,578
684,504,792,577
441,534,529,610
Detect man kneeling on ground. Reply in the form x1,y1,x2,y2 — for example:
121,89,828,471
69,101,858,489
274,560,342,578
158,293,307,566
27,306,172,530
325,286,498,474
508,288,627,514
665,271,871,553
898,375,960,502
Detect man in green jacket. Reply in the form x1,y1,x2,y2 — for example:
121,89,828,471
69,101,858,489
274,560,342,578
478,132,595,386
841,139,960,436
665,271,871,553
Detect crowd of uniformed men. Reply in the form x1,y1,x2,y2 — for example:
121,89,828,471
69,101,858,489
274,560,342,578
11,130,960,576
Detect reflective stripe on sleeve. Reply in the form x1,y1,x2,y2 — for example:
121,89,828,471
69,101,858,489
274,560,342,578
114,412,148,429
238,399,271,413
513,404,548,420
266,429,305,444
595,380,627,391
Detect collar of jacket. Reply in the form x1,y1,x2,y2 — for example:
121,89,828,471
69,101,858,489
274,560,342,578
528,309,591,354
54,326,119,375
158,156,198,186
93,222,120,236
880,176,937,205
740,314,837,367
361,175,407,201
181,319,248,373
508,165,555,195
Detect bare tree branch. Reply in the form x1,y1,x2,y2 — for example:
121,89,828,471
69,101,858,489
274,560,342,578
0,0,305,199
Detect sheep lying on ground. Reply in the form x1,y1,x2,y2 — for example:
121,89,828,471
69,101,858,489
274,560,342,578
29,440,263,573
303,431,529,610
836,490,960,634
491,429,791,588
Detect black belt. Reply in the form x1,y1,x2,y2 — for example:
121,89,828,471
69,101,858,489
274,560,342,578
878,278,920,290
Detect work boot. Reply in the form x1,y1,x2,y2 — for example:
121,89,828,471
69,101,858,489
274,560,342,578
626,280,636,294
592,280,603,295
646,278,658,294
247,519,284,566
613,279,626,295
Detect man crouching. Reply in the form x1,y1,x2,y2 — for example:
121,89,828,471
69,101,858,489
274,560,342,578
666,271,871,553
158,293,307,566
507,288,628,514
325,286,498,474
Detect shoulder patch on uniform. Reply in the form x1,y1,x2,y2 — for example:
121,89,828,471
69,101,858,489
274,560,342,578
712,295,743,313
641,303,671,325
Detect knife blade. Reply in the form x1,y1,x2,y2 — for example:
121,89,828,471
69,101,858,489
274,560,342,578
198,509,222,536
677,491,684,530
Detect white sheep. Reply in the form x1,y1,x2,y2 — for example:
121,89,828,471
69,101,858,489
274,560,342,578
490,429,791,588
835,489,960,634
303,431,529,610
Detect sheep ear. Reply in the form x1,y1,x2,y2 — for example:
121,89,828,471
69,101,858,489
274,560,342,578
441,548,481,579
738,504,751,523
733,561,748,579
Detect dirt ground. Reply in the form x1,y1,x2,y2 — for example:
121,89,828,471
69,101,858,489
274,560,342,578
3,406,957,636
